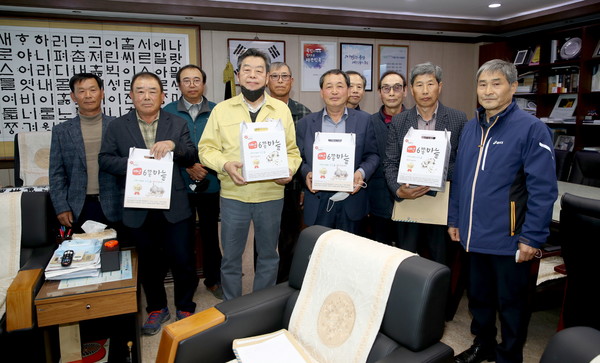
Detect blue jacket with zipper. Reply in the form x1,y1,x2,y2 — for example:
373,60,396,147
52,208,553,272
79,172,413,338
448,100,557,255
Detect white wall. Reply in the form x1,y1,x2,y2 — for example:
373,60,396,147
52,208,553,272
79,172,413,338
200,30,479,116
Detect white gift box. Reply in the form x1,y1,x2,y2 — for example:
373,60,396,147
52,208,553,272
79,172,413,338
312,132,356,192
124,148,173,209
240,120,290,182
397,128,451,192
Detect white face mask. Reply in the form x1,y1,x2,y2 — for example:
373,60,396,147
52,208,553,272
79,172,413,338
326,192,350,212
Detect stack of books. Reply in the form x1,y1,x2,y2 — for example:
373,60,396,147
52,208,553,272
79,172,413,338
547,66,579,94
45,239,102,280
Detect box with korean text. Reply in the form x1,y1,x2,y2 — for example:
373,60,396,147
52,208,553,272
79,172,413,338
240,120,289,182
312,132,355,192
124,148,173,209
397,128,450,192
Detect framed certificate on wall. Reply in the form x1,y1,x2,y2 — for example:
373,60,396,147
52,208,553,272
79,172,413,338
378,45,409,84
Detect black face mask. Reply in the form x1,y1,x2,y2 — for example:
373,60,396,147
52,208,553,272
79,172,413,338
241,86,265,103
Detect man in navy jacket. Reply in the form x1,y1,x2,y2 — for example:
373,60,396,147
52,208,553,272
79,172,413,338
296,69,379,233
449,59,557,363
99,72,198,336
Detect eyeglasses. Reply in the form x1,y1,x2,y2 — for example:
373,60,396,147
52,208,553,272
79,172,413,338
181,78,203,86
381,84,404,93
269,74,291,81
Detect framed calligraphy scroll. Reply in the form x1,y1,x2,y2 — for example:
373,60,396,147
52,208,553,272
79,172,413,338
340,43,373,91
0,19,199,158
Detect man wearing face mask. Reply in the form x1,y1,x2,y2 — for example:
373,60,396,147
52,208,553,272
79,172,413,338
296,69,379,234
199,48,301,301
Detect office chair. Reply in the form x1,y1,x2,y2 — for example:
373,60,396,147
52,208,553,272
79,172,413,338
0,191,56,333
558,193,600,330
568,151,600,187
156,225,453,363
540,326,600,363
554,149,573,182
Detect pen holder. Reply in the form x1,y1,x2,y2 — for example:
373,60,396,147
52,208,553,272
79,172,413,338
101,240,121,272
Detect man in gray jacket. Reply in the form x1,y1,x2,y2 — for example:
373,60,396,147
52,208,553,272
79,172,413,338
49,73,120,230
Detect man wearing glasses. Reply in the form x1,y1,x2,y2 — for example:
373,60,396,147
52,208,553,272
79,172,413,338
366,71,407,245
267,62,312,123
164,65,223,300
267,62,311,282
199,49,301,300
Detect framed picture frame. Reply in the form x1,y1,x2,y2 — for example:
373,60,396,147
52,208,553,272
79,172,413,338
554,135,575,152
514,50,529,65
227,38,285,79
377,45,409,86
340,43,374,91
594,40,600,58
301,41,337,91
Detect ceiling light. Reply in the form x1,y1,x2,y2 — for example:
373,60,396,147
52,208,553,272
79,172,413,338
489,3,501,8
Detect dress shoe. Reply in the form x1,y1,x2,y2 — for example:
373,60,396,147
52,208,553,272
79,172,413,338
454,344,495,363
207,284,223,300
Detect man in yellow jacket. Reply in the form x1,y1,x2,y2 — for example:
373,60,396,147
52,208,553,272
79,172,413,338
199,48,301,300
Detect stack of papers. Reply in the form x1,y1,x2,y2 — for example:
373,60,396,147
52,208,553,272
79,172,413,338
232,329,316,363
45,239,102,280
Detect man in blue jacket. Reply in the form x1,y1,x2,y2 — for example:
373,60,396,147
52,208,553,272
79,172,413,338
164,65,222,300
449,59,558,363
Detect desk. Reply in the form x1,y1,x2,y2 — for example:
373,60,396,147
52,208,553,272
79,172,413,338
554,181,600,221
35,249,139,362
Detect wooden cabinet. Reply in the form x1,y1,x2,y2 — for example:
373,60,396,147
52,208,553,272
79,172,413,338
479,24,600,151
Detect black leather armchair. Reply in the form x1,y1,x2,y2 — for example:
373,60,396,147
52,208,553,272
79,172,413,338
157,225,453,363
540,326,600,363
0,191,56,333
568,151,600,187
559,193,600,330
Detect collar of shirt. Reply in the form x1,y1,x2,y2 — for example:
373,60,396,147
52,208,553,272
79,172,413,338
416,103,439,130
382,108,394,124
242,95,266,113
321,108,348,133
136,111,159,148
135,111,159,125
183,96,204,111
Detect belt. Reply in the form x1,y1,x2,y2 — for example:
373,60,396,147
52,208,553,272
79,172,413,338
86,194,100,200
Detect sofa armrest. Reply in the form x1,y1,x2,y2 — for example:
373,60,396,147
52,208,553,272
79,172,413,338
157,307,226,363
6,268,44,332
157,283,297,363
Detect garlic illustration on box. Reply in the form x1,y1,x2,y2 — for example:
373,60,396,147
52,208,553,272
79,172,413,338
133,184,142,195
334,167,349,180
253,159,260,168
266,150,280,165
148,183,165,197
422,158,436,172
406,162,414,172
